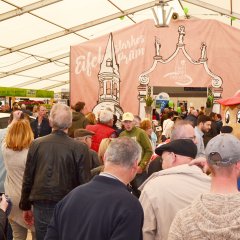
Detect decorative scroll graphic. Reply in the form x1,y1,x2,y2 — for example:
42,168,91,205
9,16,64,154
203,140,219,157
138,25,223,113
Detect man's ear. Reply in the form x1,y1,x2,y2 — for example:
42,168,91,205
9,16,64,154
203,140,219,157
131,160,138,173
49,118,53,128
171,152,177,165
236,161,240,171
102,154,106,164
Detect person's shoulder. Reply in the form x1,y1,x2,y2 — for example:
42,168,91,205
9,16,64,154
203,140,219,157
69,137,88,149
141,173,169,193
119,130,127,136
113,186,142,209
89,149,97,155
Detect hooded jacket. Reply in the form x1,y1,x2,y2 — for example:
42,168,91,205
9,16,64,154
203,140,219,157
168,193,240,240
68,112,89,137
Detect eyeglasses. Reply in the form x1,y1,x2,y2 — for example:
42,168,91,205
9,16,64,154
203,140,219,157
208,152,230,166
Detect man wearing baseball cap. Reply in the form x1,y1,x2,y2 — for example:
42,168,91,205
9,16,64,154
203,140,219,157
169,134,240,240
139,139,210,240
120,112,153,197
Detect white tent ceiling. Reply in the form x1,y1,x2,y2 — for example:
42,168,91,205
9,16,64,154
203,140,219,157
1,0,240,93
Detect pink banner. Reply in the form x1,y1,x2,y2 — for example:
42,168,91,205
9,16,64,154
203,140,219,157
71,19,240,115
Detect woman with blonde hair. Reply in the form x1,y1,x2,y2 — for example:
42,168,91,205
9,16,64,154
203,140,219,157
98,138,114,165
2,119,35,240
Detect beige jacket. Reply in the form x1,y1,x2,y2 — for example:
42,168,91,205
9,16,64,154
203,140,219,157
139,164,211,240
2,144,35,232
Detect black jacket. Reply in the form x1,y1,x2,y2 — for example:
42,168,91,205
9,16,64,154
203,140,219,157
0,209,6,239
19,130,91,210
31,117,52,139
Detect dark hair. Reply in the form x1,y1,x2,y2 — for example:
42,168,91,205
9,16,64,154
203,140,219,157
217,113,222,120
197,115,211,125
167,112,174,118
220,125,233,133
209,112,216,120
74,102,85,112
113,114,118,126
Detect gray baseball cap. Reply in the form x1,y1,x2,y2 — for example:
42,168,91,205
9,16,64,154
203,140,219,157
206,134,240,167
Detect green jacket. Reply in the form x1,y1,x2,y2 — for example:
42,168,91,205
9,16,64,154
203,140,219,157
120,127,153,170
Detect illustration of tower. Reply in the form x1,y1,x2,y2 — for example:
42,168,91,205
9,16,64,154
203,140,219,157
92,33,123,118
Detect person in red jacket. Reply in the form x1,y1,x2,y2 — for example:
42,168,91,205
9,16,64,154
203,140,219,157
86,110,117,152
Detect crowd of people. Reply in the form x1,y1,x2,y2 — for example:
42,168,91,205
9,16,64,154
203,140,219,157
0,100,239,240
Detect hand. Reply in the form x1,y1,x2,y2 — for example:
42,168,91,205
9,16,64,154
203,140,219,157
12,110,23,123
0,194,8,212
136,166,143,174
189,157,210,174
23,210,34,226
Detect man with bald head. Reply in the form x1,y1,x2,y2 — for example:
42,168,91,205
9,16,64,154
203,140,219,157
148,120,197,176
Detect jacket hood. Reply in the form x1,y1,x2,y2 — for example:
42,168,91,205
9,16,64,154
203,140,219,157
192,193,240,239
72,112,84,121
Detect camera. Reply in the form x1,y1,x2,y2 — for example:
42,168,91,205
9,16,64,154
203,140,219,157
0,193,12,216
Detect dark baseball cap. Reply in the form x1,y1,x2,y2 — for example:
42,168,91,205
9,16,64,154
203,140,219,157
155,139,197,159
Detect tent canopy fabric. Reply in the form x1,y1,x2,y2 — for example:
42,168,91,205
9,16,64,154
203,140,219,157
218,90,240,106
0,0,240,93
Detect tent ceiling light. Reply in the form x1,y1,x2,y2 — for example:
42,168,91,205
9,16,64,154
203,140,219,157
152,0,174,27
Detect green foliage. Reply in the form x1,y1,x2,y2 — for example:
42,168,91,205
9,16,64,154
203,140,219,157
144,95,154,107
183,7,189,15
206,88,213,108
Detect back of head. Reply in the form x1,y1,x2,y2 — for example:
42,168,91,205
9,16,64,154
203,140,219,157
99,110,113,124
209,112,216,120
6,119,34,151
85,112,96,125
220,125,233,134
21,104,26,110
171,120,194,140
216,113,222,120
74,102,85,112
155,138,197,160
140,118,152,131
49,103,72,130
197,115,211,126
206,134,240,168
98,138,114,164
104,137,142,168
167,112,174,119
